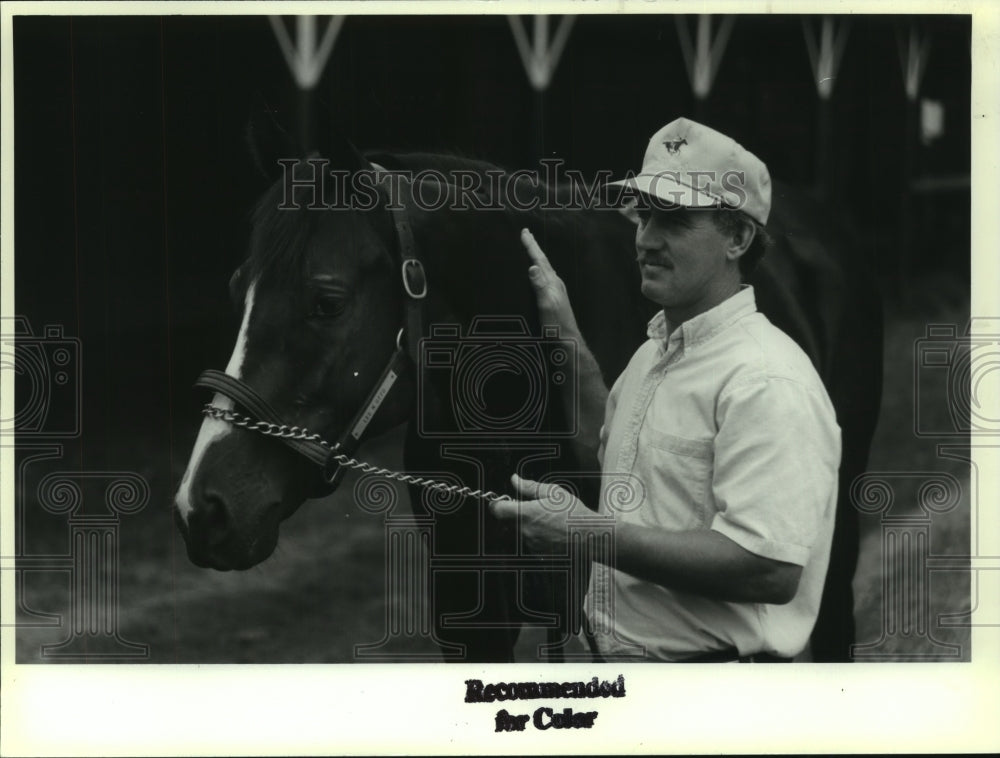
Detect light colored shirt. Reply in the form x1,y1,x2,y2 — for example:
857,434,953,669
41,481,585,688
585,286,841,660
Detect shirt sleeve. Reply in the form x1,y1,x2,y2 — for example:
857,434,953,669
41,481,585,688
709,375,841,567
597,369,627,468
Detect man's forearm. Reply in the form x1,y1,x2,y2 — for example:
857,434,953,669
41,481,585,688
562,326,608,464
605,523,801,605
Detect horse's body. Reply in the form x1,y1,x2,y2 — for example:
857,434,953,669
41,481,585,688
174,140,881,663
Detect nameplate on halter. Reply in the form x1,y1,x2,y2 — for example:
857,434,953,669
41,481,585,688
351,370,399,440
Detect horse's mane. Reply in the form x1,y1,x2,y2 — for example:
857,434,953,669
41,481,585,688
365,150,503,179
365,150,580,213
241,151,601,288
243,175,318,289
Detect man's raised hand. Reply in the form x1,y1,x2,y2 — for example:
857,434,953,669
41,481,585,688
522,228,581,336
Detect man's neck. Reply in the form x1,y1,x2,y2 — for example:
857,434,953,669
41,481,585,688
662,281,742,337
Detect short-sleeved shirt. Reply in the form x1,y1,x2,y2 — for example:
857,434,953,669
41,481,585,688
585,285,841,661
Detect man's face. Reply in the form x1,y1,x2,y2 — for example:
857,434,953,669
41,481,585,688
634,204,734,315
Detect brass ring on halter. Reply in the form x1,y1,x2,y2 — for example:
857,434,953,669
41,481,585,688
396,328,404,351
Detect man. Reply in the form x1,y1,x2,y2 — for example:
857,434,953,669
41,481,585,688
491,118,841,662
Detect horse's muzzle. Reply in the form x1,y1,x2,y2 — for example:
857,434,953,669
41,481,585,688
174,490,281,571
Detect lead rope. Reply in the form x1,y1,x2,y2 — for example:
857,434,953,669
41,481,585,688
202,404,514,503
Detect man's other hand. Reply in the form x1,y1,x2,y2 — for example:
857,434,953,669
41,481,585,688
490,473,582,552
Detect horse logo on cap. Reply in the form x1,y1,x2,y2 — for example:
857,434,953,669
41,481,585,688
662,138,688,154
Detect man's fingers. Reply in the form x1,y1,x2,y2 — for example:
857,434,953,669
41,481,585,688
510,472,539,498
521,228,555,275
510,473,559,500
489,497,518,520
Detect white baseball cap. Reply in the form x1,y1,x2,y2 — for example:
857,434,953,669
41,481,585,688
609,117,772,225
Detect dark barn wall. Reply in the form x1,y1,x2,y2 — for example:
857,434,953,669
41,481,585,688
13,13,970,478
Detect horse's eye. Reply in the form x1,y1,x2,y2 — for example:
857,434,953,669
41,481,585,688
311,294,347,318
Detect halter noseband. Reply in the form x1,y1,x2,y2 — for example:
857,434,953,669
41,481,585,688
194,171,428,493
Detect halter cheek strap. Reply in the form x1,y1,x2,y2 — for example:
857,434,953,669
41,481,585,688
379,166,426,361
320,339,411,488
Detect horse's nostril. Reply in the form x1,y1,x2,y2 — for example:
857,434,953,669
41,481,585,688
197,491,232,546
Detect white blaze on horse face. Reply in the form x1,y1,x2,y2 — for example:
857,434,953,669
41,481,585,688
175,281,257,524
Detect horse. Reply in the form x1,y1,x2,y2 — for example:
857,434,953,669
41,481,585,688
173,124,882,663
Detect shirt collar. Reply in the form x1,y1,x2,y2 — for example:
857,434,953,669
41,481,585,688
646,285,758,351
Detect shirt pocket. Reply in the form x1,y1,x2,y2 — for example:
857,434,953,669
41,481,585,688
637,425,714,530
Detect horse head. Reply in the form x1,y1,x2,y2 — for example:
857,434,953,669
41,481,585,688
174,127,411,570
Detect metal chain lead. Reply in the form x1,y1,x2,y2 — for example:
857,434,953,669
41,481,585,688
202,404,513,502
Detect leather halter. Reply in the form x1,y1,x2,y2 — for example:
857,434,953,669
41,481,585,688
194,171,428,493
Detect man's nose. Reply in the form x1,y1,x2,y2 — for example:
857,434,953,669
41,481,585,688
635,223,660,254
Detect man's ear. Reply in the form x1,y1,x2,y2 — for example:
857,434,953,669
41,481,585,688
726,216,757,262
245,93,303,182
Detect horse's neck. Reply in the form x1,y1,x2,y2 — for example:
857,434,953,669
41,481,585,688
413,207,538,328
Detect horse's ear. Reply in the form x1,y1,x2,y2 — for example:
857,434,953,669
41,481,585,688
245,94,303,181
322,134,377,209
310,93,371,172
326,134,372,173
